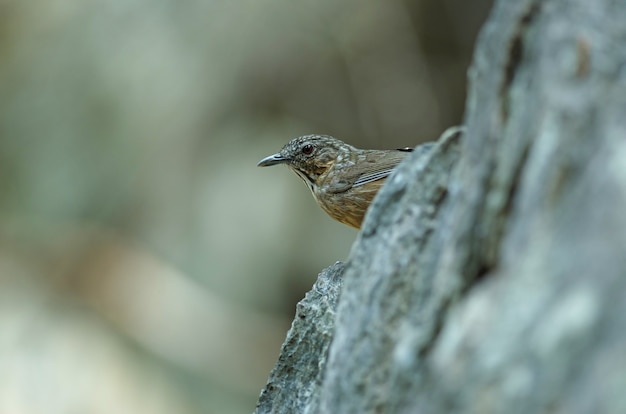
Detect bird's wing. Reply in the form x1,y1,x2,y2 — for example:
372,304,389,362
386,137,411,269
353,148,415,187
325,149,413,193
353,142,438,187
352,167,396,187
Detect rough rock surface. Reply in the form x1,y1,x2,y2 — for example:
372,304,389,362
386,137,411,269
256,0,626,412
255,262,345,414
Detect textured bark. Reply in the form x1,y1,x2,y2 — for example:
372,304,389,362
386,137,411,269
256,0,626,412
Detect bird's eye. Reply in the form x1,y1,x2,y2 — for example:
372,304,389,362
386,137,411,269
302,144,314,155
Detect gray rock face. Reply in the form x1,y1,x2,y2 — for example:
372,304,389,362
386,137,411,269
257,0,626,412
255,262,345,414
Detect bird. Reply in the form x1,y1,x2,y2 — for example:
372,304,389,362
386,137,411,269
257,134,433,229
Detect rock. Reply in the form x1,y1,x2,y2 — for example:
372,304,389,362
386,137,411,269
255,262,345,414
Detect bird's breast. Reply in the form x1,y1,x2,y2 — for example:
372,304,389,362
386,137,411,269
311,177,385,229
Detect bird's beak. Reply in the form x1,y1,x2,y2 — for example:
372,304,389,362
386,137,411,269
257,153,289,167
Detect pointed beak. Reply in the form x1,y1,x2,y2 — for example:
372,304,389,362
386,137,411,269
257,152,289,167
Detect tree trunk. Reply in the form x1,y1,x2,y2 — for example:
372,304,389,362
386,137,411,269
256,0,626,412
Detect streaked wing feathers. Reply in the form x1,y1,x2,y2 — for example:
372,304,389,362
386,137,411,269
352,168,395,187
326,149,411,193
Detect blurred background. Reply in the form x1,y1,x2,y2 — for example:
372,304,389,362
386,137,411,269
0,0,492,412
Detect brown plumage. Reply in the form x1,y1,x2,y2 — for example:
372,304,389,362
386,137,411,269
257,134,432,229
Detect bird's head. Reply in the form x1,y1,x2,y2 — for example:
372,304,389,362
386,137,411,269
257,135,354,186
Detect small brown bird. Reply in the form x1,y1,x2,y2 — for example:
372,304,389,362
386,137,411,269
257,134,432,229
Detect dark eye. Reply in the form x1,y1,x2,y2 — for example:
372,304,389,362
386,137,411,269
302,144,314,155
